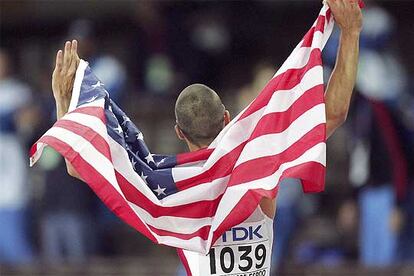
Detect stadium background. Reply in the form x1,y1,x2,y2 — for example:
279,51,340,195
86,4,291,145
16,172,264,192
1,0,413,275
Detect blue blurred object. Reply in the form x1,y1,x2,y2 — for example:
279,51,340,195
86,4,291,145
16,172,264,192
272,178,302,269
0,209,33,264
359,185,397,266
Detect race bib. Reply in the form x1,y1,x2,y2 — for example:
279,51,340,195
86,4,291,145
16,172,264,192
207,220,272,276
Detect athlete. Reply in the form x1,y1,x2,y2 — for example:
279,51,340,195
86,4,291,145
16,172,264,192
52,0,362,275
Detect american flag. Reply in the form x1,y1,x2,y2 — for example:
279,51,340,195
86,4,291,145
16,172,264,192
31,5,334,254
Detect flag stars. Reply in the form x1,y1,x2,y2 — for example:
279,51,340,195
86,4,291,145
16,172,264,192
140,171,148,182
157,158,166,167
145,153,155,164
154,185,166,197
130,158,137,169
91,80,104,89
122,115,131,126
136,132,144,140
114,125,123,134
86,95,98,103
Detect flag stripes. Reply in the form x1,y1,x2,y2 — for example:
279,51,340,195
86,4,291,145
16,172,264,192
30,4,334,254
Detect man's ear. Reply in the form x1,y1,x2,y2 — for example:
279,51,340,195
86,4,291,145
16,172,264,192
223,110,231,126
175,124,186,141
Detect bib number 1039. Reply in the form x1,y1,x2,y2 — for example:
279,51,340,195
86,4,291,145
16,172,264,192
209,244,266,274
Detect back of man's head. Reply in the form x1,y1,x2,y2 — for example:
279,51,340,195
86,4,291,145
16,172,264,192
175,84,225,147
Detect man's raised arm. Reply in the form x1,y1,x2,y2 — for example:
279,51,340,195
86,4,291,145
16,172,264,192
52,40,82,179
324,0,362,138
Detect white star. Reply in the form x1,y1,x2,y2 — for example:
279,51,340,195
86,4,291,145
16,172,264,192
136,132,144,140
108,105,113,112
145,153,155,164
121,115,131,126
130,158,137,169
140,171,148,182
91,80,104,89
86,95,99,103
157,158,166,166
114,125,123,134
154,185,166,196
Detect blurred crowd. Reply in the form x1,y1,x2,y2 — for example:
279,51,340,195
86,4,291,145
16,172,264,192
1,1,413,274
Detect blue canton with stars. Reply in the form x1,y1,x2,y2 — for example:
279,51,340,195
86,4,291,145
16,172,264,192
77,64,178,199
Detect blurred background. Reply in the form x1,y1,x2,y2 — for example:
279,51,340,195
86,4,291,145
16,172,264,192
1,0,413,275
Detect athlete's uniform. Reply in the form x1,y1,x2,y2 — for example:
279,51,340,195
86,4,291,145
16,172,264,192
178,207,274,276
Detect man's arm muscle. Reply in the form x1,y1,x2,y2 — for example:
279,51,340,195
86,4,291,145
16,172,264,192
325,0,362,138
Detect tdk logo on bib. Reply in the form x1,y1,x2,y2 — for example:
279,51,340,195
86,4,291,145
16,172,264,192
221,224,263,242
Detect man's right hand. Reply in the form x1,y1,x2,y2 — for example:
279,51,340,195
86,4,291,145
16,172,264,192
326,0,363,36
52,40,80,119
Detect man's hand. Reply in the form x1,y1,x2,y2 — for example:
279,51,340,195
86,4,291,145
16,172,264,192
326,0,362,35
324,0,362,138
52,40,80,119
52,40,82,180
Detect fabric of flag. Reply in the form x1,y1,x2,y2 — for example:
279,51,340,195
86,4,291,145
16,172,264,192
30,4,335,254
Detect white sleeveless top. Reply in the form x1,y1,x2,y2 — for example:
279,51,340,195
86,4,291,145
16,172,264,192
179,207,274,276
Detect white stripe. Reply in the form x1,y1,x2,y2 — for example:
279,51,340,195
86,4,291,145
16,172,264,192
235,104,325,166
155,233,208,253
263,66,322,116
69,59,88,112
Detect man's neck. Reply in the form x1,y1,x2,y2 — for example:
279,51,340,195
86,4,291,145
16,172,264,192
187,142,208,152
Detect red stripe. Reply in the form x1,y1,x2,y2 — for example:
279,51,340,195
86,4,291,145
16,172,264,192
177,147,214,165
326,9,332,23
238,48,322,121
176,83,324,190
53,119,112,161
37,135,157,242
228,124,325,187
147,224,210,241
177,249,193,276
284,162,326,193
115,170,222,219
301,15,326,48
69,106,106,122
29,143,38,158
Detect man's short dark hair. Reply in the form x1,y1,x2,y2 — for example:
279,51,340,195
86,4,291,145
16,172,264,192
175,84,225,147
